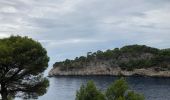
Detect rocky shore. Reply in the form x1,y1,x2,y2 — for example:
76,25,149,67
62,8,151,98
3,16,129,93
49,67,170,77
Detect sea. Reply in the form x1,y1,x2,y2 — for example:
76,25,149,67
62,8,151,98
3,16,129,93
38,76,170,100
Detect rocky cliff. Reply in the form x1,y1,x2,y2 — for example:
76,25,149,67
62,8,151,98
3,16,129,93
49,45,170,77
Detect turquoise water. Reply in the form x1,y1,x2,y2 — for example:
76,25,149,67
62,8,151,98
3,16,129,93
38,76,170,100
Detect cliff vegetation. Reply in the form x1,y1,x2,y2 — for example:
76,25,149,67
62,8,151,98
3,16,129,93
49,45,170,76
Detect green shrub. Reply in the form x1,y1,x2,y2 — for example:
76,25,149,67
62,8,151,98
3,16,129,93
76,78,145,100
76,81,105,100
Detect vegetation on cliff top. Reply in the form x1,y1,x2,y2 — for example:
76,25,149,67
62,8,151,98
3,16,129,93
53,45,170,71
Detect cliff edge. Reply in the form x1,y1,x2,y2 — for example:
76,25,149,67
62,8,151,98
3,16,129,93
49,45,170,77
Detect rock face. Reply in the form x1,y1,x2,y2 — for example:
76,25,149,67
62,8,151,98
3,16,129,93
49,45,170,77
49,67,170,77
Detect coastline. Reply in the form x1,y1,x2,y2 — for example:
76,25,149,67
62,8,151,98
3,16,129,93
49,67,170,78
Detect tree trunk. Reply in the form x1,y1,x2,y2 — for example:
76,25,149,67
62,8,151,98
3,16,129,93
1,83,8,100
1,92,8,100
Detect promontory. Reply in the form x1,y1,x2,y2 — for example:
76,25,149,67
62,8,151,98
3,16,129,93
49,45,170,77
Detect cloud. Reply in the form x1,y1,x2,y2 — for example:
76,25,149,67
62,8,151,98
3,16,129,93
0,0,170,65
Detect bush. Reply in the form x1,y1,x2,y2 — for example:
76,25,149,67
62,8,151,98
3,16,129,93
126,91,145,100
106,78,128,100
76,78,145,100
76,81,105,100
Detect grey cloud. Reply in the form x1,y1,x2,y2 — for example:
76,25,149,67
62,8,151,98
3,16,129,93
0,0,170,66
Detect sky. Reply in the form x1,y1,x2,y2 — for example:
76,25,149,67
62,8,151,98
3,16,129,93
0,0,170,71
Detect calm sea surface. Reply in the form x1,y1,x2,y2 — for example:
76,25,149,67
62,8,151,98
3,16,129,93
38,76,170,100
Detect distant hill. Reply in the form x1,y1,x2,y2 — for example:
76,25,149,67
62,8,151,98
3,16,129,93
49,45,170,77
